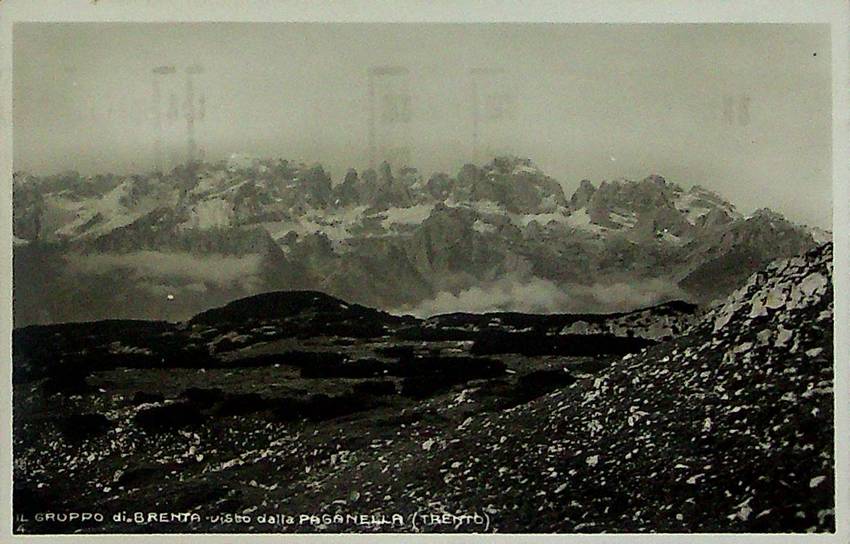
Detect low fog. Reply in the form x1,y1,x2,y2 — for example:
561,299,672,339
398,277,688,318
65,251,264,292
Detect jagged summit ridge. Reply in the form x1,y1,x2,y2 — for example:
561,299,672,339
12,157,822,325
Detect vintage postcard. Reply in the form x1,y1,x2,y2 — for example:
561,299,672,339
1,1,847,541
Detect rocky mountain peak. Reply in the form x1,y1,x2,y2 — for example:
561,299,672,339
569,179,597,209
749,207,786,223
490,155,537,175
377,161,393,186
642,173,669,187
335,168,362,207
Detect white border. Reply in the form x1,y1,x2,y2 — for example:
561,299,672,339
0,1,847,543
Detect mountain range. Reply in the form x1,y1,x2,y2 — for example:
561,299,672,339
12,156,826,326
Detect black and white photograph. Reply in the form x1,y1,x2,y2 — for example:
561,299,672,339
4,0,848,538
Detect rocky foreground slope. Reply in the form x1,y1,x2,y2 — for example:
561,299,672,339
12,243,833,534
249,243,831,534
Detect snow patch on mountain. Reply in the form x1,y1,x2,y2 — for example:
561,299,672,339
472,219,497,234
267,218,350,243
265,206,371,242
187,198,232,229
512,209,569,228
608,210,638,229
451,199,508,216
674,192,714,225
512,163,543,176
52,179,165,239
379,204,434,230
660,231,684,245
563,209,607,234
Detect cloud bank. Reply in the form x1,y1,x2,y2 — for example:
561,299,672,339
65,251,263,289
398,276,688,317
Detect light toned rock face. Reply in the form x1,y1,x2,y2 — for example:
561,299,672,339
474,243,832,532
703,244,832,341
560,305,697,341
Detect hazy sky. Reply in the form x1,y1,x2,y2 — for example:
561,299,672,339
13,23,832,228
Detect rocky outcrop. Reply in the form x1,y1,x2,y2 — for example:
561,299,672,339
335,243,834,533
